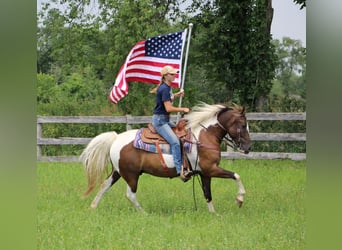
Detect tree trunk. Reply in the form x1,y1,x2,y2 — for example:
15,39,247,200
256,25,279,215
266,0,274,34
255,0,274,112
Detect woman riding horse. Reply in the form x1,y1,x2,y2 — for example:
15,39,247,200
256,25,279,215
151,65,191,182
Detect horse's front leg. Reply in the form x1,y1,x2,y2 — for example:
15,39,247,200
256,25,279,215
210,167,246,208
200,175,216,212
233,173,246,208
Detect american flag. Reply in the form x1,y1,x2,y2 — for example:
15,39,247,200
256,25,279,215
109,30,187,104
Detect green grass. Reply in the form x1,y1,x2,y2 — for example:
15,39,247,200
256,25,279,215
37,160,306,249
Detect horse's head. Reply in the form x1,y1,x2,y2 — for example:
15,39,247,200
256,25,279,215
217,105,252,154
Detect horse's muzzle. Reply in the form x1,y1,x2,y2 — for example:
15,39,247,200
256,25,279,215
240,143,251,154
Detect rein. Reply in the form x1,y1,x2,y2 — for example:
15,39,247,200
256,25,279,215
216,121,236,147
216,120,241,150
182,132,221,151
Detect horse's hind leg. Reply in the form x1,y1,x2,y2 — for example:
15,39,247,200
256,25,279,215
126,185,145,213
90,171,121,209
123,174,146,213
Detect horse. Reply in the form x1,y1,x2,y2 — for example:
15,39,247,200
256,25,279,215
80,102,252,213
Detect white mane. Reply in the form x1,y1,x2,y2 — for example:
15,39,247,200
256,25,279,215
185,102,226,135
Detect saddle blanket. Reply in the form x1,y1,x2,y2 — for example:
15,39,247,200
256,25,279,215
133,128,192,154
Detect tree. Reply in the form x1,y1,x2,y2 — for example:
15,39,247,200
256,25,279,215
293,0,306,9
271,37,306,99
37,66,112,116
37,1,108,79
184,0,277,111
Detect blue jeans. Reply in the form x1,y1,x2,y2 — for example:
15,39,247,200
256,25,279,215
152,114,182,174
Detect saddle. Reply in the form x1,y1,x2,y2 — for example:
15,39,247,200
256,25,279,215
141,118,189,144
140,118,192,176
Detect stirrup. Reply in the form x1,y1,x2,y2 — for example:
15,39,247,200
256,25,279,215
179,172,191,182
181,165,192,175
180,165,192,182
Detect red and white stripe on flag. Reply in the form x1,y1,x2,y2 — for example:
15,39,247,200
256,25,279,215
109,30,187,104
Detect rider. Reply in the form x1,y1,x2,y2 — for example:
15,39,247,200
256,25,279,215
151,65,192,182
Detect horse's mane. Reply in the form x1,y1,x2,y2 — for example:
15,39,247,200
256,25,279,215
185,102,244,132
185,102,226,131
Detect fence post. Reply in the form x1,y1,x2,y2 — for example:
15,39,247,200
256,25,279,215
126,115,132,131
37,122,42,158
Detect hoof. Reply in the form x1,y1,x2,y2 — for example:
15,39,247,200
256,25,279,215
236,199,243,208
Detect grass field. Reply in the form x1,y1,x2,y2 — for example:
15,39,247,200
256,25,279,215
37,159,306,249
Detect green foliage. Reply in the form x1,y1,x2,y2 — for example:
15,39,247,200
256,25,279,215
115,83,156,115
37,73,58,105
37,67,125,157
37,160,305,249
267,36,306,125
271,37,306,99
37,66,113,116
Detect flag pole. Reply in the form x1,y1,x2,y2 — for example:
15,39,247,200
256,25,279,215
177,23,193,123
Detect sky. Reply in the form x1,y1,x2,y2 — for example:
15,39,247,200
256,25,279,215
271,1,306,46
37,0,306,46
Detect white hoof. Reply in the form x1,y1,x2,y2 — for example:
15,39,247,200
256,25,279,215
90,202,98,209
236,198,243,208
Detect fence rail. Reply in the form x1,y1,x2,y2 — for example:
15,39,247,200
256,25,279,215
37,113,306,162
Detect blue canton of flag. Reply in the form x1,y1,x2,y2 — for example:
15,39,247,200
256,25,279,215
145,32,183,59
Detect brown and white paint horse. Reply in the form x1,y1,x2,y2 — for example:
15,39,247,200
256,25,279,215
80,103,252,212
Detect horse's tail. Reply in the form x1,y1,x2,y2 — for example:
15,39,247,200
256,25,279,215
80,131,118,198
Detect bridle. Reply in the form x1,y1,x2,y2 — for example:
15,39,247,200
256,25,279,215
216,119,241,150
185,108,246,152
196,116,242,151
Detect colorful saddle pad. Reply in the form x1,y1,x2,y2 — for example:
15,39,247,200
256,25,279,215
133,128,192,154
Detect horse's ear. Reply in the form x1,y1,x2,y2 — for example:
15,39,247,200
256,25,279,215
241,106,246,114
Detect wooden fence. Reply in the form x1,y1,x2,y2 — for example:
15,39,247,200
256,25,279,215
37,113,306,162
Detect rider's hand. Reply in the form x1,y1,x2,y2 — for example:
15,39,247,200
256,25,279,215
182,107,190,113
